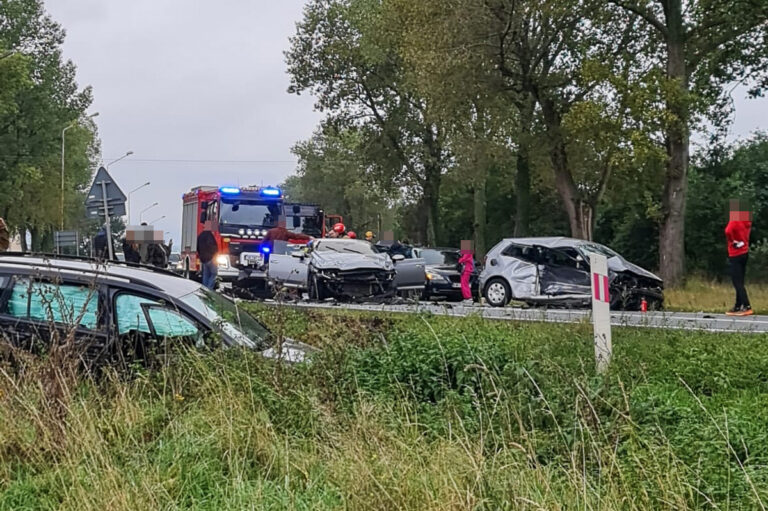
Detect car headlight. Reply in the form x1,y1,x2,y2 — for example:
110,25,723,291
216,254,230,268
426,272,448,283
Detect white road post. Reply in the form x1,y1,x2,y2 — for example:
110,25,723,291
589,252,612,373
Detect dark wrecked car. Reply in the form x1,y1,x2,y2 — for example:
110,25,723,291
267,238,425,301
479,237,663,310
412,247,480,301
0,254,313,367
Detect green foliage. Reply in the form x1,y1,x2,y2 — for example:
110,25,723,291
3,309,768,509
0,0,98,248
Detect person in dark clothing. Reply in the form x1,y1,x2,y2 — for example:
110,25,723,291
123,239,141,264
725,201,753,316
94,227,108,260
197,223,218,289
147,242,168,268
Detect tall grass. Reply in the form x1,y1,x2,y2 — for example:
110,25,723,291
1,308,767,509
665,275,768,312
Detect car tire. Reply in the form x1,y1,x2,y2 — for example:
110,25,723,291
484,278,511,307
309,273,326,301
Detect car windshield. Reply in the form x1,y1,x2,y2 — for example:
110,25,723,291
420,249,459,265
315,239,377,255
220,199,281,228
578,242,618,259
180,287,270,350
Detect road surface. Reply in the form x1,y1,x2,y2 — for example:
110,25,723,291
260,300,768,334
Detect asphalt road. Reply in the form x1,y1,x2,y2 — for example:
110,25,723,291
261,300,768,334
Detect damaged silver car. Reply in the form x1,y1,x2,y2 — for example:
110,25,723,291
267,238,425,301
479,237,663,310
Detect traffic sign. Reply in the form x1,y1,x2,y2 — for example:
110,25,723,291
54,230,79,247
84,166,127,261
589,251,612,373
85,166,127,216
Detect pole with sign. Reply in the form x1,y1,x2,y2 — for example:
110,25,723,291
85,166,127,261
589,252,612,373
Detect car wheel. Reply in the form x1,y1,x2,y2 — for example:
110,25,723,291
484,278,510,307
309,273,326,301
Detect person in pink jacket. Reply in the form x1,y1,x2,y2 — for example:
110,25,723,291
458,240,475,304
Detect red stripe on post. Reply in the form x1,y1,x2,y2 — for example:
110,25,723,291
603,276,610,303
593,273,600,300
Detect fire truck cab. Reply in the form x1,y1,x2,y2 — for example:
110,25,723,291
181,185,340,292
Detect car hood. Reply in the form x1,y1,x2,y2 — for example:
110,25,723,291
311,251,392,271
608,256,662,283
427,264,460,274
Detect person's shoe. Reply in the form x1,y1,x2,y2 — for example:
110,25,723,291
735,306,754,317
726,306,741,316
462,299,474,306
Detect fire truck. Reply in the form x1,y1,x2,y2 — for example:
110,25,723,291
180,185,340,291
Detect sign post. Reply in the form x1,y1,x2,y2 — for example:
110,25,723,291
589,252,612,373
85,166,127,261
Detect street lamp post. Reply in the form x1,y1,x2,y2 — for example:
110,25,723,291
139,202,159,223
148,215,166,225
61,112,98,230
107,151,134,168
127,181,150,224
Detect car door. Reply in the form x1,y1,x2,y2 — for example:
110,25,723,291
266,242,310,289
495,243,539,299
392,256,426,291
535,245,591,296
111,290,206,363
0,273,109,364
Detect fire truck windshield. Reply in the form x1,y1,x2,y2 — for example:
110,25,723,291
219,198,281,228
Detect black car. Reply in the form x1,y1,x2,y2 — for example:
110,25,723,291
0,254,311,367
412,247,480,301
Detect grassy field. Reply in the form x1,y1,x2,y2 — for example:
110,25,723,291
2,307,768,510
665,276,768,313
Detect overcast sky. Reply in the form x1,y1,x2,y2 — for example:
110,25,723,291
47,1,767,245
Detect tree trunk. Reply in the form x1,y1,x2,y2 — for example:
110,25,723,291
659,0,688,287
514,100,534,237
422,163,441,247
20,227,28,252
473,171,487,257
514,142,531,237
539,98,588,239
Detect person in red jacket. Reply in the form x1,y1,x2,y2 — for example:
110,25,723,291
725,201,753,316
458,240,475,305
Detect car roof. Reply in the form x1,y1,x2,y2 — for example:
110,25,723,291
500,237,588,249
0,254,200,298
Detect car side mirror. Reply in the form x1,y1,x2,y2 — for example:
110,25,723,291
490,258,498,266
392,254,405,262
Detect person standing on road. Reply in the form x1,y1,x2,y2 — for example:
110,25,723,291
725,200,753,316
197,222,219,290
459,240,475,305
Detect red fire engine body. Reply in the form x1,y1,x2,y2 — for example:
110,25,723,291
180,185,340,286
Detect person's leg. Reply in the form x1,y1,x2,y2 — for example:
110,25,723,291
202,261,215,289
729,254,748,309
460,271,472,301
738,254,750,309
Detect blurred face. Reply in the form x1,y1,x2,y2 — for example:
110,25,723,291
460,239,473,254
729,199,752,222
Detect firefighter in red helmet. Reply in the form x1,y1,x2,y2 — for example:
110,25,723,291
347,231,357,239
328,222,346,238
